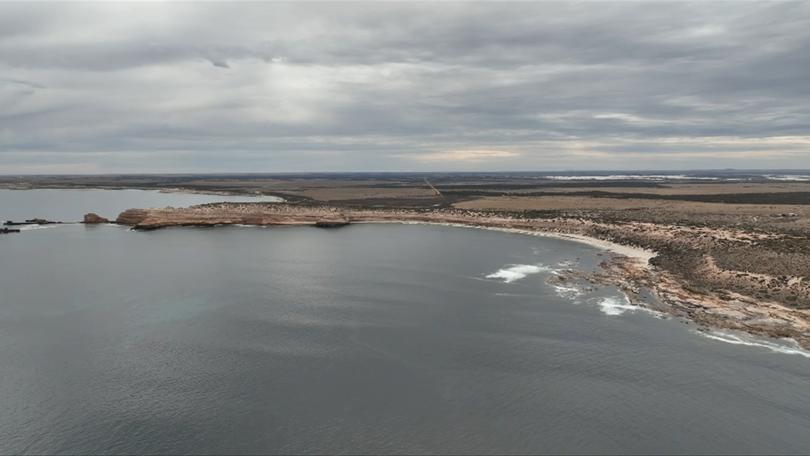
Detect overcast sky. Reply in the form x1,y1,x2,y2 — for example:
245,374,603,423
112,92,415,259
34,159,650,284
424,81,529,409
1,1,809,174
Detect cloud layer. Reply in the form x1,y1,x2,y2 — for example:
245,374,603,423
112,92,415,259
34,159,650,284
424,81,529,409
1,2,809,173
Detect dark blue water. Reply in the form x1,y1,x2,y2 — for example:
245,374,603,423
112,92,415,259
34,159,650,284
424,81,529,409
1,191,809,454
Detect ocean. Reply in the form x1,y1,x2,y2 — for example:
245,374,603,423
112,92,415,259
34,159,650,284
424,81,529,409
1,190,809,454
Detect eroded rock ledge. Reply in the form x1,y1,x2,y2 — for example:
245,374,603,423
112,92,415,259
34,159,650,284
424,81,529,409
83,213,109,224
114,202,810,349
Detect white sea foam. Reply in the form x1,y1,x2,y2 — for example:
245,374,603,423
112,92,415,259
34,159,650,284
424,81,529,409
540,173,810,182
557,259,578,268
699,330,810,358
543,174,719,181
17,224,66,231
594,295,665,317
764,174,810,181
486,264,552,283
552,283,584,300
594,295,636,315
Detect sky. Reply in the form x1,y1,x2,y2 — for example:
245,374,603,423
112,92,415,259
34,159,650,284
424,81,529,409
1,1,809,174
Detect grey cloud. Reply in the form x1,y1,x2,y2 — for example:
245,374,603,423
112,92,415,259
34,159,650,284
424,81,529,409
0,2,809,173
1,78,46,90
210,59,231,69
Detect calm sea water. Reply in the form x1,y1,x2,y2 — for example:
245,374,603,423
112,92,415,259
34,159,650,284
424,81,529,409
0,188,282,222
1,190,809,454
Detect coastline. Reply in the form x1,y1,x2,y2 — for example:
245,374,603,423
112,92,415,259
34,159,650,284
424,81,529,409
110,202,810,350
358,220,656,264
394,221,810,353
363,220,810,356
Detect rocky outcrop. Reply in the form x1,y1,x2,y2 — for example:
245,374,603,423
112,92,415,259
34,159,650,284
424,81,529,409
115,209,150,226
83,213,109,224
5,219,60,226
115,204,353,230
314,219,350,228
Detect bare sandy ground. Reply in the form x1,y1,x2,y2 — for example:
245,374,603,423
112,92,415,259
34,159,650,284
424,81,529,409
490,182,810,195
454,195,810,215
297,187,437,201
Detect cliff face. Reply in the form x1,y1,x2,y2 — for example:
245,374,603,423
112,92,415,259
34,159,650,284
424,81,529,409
114,204,351,230
83,213,109,224
115,209,150,226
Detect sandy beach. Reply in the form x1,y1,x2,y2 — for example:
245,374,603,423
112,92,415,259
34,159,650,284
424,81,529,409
362,220,656,264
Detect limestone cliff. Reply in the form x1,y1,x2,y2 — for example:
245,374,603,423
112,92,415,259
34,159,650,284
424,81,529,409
115,209,150,226
83,213,109,224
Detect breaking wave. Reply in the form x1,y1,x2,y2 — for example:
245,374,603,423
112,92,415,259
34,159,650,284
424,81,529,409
552,283,584,300
593,295,663,317
595,295,638,316
542,173,810,182
17,224,67,231
486,264,553,283
544,174,719,181
699,330,810,358
764,174,810,181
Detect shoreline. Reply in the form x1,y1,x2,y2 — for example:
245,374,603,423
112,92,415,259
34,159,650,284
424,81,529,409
357,220,656,264
110,202,810,349
14,209,805,355
357,220,808,355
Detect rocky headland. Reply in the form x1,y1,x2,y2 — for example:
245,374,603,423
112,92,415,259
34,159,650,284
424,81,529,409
83,213,110,224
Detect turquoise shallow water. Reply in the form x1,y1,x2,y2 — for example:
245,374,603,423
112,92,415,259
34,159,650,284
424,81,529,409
1,190,809,454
